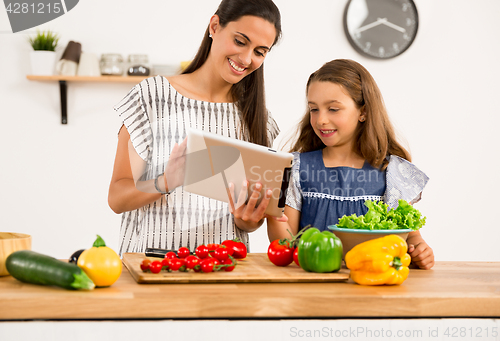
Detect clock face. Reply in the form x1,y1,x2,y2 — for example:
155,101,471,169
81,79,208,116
343,0,419,59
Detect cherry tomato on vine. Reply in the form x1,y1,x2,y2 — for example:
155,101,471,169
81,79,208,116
195,245,209,259
207,243,220,251
169,258,185,271
213,247,229,261
220,242,234,256
267,239,294,267
161,258,170,269
293,247,300,266
200,258,215,273
140,259,151,272
221,258,236,272
184,255,200,270
222,239,247,259
149,260,163,273
165,251,178,259
177,247,190,259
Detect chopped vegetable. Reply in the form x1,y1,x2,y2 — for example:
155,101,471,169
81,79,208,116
336,199,426,230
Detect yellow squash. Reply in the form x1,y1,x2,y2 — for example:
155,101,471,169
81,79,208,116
77,235,122,287
345,234,411,285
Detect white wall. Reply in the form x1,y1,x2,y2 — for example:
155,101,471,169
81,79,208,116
1,0,499,261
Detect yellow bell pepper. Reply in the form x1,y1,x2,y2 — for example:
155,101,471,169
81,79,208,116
345,234,411,285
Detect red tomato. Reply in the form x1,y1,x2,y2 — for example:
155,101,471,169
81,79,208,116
177,247,190,259
267,239,294,267
221,258,236,272
169,258,185,271
195,245,209,259
207,243,219,251
293,247,300,266
213,247,229,261
161,258,170,270
220,243,234,256
165,251,178,259
200,258,215,273
184,255,200,270
140,259,151,272
222,239,247,259
149,260,163,273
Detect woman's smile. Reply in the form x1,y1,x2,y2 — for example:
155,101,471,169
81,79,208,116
228,58,246,74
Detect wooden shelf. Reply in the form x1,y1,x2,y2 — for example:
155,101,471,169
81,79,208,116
26,74,150,83
26,74,151,124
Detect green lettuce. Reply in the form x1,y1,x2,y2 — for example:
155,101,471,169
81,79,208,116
336,199,426,231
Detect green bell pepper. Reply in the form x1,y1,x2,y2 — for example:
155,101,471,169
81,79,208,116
297,227,343,273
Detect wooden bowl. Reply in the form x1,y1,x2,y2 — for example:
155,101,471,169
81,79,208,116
328,225,411,259
0,232,32,276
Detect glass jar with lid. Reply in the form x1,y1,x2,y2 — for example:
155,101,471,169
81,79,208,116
100,53,124,76
127,54,150,76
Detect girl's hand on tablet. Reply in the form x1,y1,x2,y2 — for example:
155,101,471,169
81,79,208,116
229,181,271,232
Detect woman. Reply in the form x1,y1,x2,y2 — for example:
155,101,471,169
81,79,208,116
108,0,282,254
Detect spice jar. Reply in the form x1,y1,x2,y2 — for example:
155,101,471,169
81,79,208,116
127,54,150,76
100,54,124,76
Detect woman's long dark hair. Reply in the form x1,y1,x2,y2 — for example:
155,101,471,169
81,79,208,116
182,0,282,147
291,59,411,170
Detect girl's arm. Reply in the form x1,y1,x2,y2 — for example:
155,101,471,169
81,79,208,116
267,205,301,242
406,230,434,270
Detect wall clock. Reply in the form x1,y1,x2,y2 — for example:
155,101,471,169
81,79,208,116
343,0,419,59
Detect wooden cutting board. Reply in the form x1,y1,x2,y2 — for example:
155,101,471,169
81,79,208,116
123,252,349,284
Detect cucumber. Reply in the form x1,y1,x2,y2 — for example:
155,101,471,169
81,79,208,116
6,250,95,290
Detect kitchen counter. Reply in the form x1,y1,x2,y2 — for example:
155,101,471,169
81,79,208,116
1,255,499,320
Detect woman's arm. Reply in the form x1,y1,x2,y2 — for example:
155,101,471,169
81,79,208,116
267,205,300,242
108,126,164,213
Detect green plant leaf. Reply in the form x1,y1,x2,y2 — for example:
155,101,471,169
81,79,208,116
29,30,59,51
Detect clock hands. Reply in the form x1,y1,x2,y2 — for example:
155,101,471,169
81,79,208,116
355,18,406,34
355,18,384,34
381,19,406,33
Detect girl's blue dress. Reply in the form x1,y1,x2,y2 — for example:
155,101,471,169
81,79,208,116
285,150,429,231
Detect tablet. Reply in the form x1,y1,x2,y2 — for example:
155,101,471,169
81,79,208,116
183,128,293,217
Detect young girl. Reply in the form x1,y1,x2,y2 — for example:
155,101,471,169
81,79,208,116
267,59,434,269
108,0,282,255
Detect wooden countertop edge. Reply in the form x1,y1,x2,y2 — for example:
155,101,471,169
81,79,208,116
2,259,500,320
2,294,500,320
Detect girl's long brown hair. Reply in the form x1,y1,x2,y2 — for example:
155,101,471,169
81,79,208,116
182,0,282,147
291,59,411,169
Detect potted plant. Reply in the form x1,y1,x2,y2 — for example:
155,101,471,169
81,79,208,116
29,30,59,75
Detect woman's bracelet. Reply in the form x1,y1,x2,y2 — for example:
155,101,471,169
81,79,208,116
154,174,170,195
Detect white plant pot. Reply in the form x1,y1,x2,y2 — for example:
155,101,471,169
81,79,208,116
30,50,57,75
